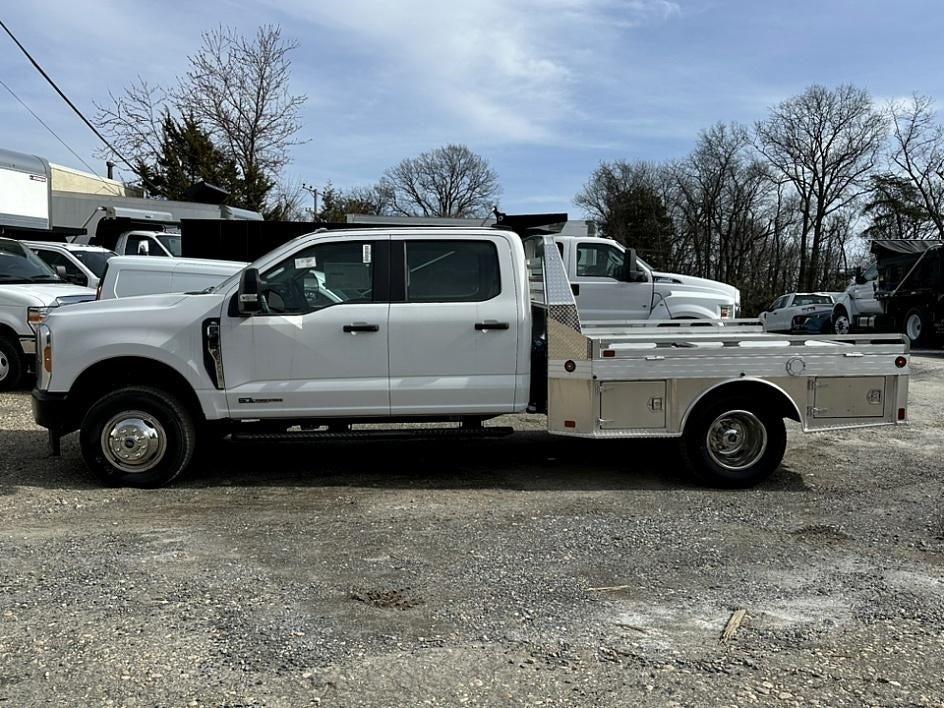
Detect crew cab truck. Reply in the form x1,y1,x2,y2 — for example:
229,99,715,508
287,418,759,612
0,237,95,390
32,228,909,489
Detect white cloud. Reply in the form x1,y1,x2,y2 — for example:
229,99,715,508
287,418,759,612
254,0,681,144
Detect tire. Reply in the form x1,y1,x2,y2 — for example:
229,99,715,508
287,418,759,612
0,337,24,392
681,397,787,488
903,308,931,348
79,386,196,488
832,307,851,335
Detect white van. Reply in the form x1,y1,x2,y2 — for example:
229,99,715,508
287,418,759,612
97,256,245,300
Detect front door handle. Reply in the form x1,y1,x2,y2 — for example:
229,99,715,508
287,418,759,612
475,321,510,331
343,323,380,333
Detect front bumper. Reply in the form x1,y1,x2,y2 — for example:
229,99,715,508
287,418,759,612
31,389,76,434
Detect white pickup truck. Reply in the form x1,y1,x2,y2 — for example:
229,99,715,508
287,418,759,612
0,237,95,390
531,235,739,322
32,227,909,489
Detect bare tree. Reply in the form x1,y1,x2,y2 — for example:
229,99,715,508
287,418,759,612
888,94,944,238
380,145,501,217
96,25,305,211
94,79,170,188
755,85,887,290
179,25,306,210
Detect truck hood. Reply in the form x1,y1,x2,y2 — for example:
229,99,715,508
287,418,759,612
651,271,740,306
0,282,96,307
50,292,194,318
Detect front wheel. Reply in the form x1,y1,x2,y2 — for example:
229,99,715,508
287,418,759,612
80,386,196,488
832,308,851,335
681,398,787,488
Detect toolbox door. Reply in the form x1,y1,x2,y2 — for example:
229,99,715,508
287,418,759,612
812,377,886,418
599,381,667,430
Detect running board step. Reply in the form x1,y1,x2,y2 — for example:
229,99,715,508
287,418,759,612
229,426,515,443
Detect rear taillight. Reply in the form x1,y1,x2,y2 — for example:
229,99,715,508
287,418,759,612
898,408,907,421
895,356,907,368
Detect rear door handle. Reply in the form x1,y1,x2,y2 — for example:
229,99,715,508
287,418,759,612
343,323,380,333
475,321,510,331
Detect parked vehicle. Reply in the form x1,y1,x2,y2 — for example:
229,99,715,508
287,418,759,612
791,310,833,335
0,237,95,389
759,292,836,333
872,239,944,347
524,235,740,322
32,227,909,489
111,230,182,258
831,240,944,347
96,256,245,300
26,241,115,289
832,262,882,336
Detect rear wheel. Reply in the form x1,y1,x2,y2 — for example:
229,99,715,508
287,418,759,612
80,386,196,488
0,337,23,391
904,308,931,347
681,398,787,488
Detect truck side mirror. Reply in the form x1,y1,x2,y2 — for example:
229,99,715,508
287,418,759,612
620,248,644,282
237,268,263,315
854,266,866,285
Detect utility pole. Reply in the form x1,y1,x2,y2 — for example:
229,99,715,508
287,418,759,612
301,183,319,222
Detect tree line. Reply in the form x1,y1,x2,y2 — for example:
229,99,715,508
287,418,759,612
576,86,944,314
95,26,944,314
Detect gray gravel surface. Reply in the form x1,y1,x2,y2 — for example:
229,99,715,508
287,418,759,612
1,360,943,707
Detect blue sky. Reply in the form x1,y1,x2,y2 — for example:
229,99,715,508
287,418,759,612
2,0,944,215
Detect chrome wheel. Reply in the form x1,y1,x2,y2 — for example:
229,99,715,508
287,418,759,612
100,411,167,473
833,314,850,335
906,313,923,343
0,350,8,382
706,410,768,471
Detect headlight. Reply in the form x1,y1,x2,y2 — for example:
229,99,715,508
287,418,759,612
27,307,49,330
719,305,734,319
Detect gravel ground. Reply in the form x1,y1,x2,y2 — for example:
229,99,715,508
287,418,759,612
1,361,943,707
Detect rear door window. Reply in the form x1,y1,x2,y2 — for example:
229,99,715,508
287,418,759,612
405,241,500,303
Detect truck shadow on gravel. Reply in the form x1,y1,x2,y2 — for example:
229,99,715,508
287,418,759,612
0,429,809,493
189,432,810,493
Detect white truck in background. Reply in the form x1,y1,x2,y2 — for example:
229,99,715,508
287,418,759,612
32,227,908,490
527,235,740,322
96,256,245,300
0,237,95,390
832,262,881,336
25,241,116,289
111,230,183,258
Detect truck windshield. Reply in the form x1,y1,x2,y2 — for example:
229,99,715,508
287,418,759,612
73,250,116,278
0,239,61,283
156,233,183,257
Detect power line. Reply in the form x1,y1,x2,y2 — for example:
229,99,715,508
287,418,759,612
0,76,108,181
0,17,136,173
